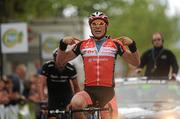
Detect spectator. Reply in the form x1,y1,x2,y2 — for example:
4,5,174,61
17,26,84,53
28,74,41,119
0,78,9,104
136,32,179,80
34,59,42,75
0,77,9,119
7,64,31,119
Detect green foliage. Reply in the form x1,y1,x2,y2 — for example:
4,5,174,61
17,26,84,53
1,0,180,58
107,0,180,53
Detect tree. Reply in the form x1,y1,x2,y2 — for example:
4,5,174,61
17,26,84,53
1,0,179,56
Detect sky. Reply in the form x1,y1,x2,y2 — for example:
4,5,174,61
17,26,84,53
167,0,180,16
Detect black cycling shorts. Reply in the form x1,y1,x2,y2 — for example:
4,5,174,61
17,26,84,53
84,86,115,107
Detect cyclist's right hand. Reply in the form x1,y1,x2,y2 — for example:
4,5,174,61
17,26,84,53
63,36,81,45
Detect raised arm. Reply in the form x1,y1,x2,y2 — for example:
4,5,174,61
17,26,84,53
118,36,140,67
56,36,81,69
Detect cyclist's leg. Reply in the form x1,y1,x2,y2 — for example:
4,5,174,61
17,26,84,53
70,90,92,119
100,96,118,119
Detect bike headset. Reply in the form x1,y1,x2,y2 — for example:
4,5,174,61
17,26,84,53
88,11,109,25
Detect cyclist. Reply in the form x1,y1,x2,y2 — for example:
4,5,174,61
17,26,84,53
56,11,140,119
38,48,80,119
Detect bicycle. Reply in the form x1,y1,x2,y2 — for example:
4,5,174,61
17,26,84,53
40,101,48,119
49,109,71,119
48,104,112,119
71,105,112,119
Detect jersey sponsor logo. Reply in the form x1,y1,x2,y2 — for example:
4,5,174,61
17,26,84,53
82,48,97,55
2,28,23,47
51,79,67,82
161,55,167,59
50,74,68,79
88,57,109,62
81,47,116,57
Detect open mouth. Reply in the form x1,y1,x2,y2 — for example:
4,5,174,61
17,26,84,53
94,30,102,34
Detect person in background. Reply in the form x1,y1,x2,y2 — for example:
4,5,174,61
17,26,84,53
34,59,42,75
0,77,10,119
136,32,179,80
0,78,9,104
28,74,41,119
38,48,80,119
7,64,31,119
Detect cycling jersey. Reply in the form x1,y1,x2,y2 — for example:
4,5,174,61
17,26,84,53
40,61,77,116
73,36,126,87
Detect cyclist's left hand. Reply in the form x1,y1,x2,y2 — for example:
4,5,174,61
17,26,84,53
117,36,133,46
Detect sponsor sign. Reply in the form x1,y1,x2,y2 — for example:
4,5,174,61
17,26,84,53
1,23,28,53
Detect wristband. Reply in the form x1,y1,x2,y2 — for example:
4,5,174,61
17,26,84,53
59,39,67,51
128,41,137,53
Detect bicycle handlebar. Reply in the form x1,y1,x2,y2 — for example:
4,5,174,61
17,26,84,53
49,107,110,114
71,107,110,113
49,109,67,114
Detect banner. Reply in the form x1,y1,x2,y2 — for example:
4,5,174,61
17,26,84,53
41,32,64,60
1,23,28,53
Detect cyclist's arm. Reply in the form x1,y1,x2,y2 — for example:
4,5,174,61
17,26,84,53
56,36,81,68
123,50,140,67
71,79,80,93
56,50,77,68
38,75,47,101
114,37,140,67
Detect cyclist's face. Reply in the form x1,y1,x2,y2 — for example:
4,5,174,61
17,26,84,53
90,19,107,39
152,33,163,48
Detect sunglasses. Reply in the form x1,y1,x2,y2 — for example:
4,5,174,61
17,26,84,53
153,38,162,42
91,21,106,27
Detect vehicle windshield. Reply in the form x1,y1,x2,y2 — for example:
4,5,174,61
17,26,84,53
115,77,180,110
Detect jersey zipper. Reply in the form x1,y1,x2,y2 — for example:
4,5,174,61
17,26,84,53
97,54,100,85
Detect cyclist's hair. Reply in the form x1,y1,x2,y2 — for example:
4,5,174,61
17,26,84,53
88,11,109,25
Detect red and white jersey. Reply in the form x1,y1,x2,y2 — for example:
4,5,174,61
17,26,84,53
73,37,126,87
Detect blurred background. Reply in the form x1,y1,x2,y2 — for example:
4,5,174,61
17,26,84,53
0,0,180,119
0,0,180,78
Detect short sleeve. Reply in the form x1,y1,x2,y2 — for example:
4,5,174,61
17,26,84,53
40,63,49,77
67,63,77,80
